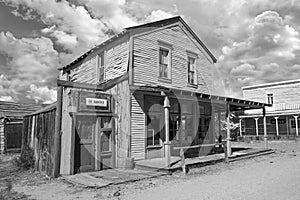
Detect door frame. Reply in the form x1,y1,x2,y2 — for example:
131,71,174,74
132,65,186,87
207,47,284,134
72,113,115,174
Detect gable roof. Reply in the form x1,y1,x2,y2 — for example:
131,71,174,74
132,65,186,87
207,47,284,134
60,16,217,72
0,101,45,119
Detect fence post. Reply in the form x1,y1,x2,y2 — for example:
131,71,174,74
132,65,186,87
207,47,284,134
223,141,228,163
180,148,186,174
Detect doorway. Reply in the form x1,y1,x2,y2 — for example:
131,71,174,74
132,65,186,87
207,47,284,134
74,116,114,174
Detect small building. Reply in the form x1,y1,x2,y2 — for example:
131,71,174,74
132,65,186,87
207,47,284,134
22,16,269,177
239,79,300,141
0,101,43,153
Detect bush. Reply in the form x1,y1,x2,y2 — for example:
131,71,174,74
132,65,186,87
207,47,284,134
13,147,35,170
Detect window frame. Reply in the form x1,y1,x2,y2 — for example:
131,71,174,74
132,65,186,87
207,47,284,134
157,41,172,82
186,51,198,87
97,52,105,82
267,93,273,105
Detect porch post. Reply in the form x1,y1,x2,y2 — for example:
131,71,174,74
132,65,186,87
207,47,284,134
163,92,171,167
239,118,242,136
226,103,231,156
254,118,259,136
294,116,299,136
263,107,268,149
274,116,279,136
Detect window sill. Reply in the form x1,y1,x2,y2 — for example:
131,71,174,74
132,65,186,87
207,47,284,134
187,83,198,88
158,77,172,84
146,145,163,149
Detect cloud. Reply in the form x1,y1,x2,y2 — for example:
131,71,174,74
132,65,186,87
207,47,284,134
0,96,15,102
26,84,57,104
217,10,300,97
0,32,59,103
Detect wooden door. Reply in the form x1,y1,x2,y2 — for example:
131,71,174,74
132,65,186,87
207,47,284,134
95,117,115,170
74,116,96,173
6,123,23,150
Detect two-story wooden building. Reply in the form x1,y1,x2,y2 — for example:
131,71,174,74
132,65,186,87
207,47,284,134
239,79,300,141
33,16,269,176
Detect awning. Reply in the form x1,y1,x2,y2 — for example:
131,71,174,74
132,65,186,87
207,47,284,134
130,85,271,112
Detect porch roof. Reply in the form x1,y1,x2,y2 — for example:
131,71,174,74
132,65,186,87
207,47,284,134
130,85,271,112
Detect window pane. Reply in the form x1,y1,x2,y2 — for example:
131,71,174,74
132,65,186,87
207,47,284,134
101,131,111,152
159,48,170,78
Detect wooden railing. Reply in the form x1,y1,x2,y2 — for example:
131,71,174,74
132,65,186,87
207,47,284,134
173,142,228,174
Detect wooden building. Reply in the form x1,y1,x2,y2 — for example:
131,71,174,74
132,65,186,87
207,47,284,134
0,101,42,153
239,79,300,141
33,16,269,176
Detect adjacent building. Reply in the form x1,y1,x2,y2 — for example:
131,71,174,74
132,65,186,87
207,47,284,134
240,79,300,140
0,101,42,153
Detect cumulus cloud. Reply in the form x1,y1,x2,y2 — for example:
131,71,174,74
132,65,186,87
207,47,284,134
218,10,300,97
0,32,59,103
26,84,57,104
0,96,15,102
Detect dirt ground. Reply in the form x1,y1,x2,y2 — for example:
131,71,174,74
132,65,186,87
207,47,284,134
1,140,299,200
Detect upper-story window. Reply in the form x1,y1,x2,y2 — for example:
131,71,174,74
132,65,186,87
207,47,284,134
158,48,171,79
97,53,104,82
187,56,196,85
267,93,273,105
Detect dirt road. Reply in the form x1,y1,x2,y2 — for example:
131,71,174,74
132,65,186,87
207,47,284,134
1,141,300,200
122,146,300,200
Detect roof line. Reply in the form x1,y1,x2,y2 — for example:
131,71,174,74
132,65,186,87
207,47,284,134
59,16,217,71
242,79,300,90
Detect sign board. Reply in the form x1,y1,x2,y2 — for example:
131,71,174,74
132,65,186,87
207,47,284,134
86,98,107,107
78,91,111,112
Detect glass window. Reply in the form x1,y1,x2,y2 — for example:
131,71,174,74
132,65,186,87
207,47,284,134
267,93,273,105
100,131,111,152
159,48,171,79
98,53,104,82
146,114,161,146
188,56,196,84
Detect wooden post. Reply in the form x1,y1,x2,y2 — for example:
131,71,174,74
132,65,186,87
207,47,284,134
239,118,242,136
53,86,63,178
226,103,231,156
294,116,299,136
180,148,186,174
223,140,228,163
274,116,279,136
254,118,259,136
163,92,171,168
263,107,268,149
218,112,222,148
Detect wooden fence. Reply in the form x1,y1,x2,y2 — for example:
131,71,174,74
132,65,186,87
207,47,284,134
21,105,56,176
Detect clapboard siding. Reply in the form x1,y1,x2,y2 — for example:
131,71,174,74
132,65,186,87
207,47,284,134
0,118,5,153
69,41,129,84
131,93,145,160
133,24,214,94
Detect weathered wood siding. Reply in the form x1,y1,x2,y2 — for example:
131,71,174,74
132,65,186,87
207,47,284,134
68,40,129,84
132,24,214,94
130,92,145,160
0,118,5,153
21,109,56,176
105,79,131,166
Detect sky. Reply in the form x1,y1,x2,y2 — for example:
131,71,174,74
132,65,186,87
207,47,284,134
0,0,300,103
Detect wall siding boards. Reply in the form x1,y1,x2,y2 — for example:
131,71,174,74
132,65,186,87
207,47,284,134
68,41,129,84
0,118,4,153
130,93,145,160
133,25,214,94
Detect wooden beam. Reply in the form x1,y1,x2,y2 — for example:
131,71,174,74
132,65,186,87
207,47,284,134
52,86,63,178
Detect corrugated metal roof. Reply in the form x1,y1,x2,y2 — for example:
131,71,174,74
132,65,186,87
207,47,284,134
0,101,46,119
